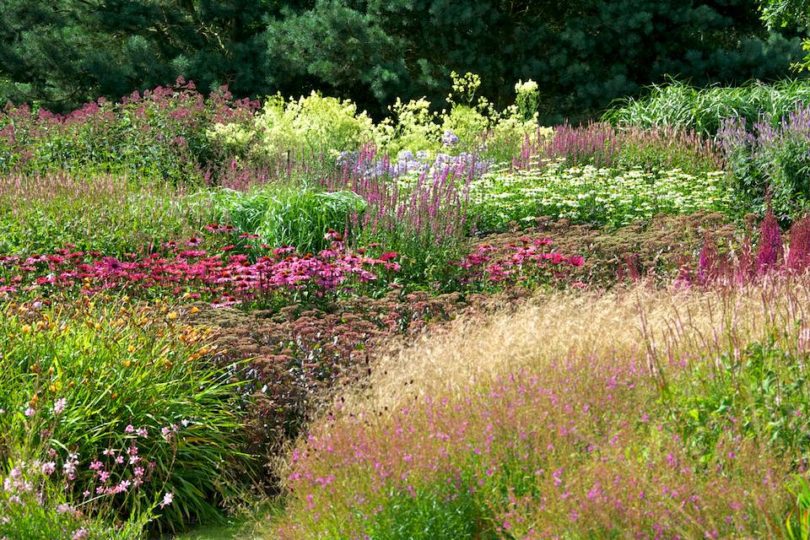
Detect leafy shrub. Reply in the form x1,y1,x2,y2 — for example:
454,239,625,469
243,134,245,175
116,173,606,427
0,299,254,532
0,80,256,183
373,97,442,157
209,186,367,254
208,92,374,166
605,79,810,137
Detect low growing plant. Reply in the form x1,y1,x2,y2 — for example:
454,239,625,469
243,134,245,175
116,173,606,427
0,299,255,533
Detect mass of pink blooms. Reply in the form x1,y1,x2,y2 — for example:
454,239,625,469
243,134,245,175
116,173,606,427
457,237,584,286
0,231,585,305
0,235,400,306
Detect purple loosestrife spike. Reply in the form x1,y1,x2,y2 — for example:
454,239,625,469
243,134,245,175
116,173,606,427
756,209,784,274
735,237,755,286
787,215,810,272
697,234,719,285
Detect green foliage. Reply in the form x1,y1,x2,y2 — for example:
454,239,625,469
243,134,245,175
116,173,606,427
605,79,810,136
758,0,810,72
0,0,803,122
373,98,442,156
470,165,731,232
0,463,148,540
0,82,249,183
665,341,810,466
614,127,724,174
208,92,374,164
365,483,490,540
786,476,810,540
0,175,216,256
0,0,273,110
718,106,810,219
0,300,254,532
210,186,367,254
266,0,804,123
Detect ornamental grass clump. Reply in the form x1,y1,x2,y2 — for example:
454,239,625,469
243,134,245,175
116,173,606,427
272,279,810,538
0,173,216,257
209,185,367,254
0,298,254,533
604,79,810,136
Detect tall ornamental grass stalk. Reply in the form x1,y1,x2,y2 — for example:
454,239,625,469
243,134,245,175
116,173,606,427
0,173,217,256
271,277,810,538
605,79,810,136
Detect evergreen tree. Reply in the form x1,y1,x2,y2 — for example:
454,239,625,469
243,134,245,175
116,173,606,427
0,0,804,120
0,0,276,110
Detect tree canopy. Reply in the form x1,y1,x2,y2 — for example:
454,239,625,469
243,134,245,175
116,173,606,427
1,0,805,121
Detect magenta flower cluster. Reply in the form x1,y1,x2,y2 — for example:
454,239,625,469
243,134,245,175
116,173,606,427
457,237,584,285
0,236,400,305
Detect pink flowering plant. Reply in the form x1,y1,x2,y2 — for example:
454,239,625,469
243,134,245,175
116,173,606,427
274,334,809,538
450,236,584,293
0,299,254,533
0,78,258,184
0,234,400,309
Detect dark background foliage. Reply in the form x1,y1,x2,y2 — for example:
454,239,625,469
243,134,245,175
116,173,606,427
0,0,805,121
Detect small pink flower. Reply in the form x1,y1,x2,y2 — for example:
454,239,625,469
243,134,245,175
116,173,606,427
53,398,67,415
160,491,174,508
124,424,135,433
72,528,88,540
24,407,35,417
56,503,72,514
41,462,56,475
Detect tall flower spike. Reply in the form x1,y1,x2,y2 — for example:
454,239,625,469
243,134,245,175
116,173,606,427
697,233,719,285
756,209,783,274
787,214,810,273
